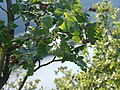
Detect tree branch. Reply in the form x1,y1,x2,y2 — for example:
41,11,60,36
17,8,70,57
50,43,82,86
18,56,61,90
34,56,62,72
18,75,28,90
0,48,6,77
0,0,14,88
14,15,20,21
6,0,14,37
0,6,7,14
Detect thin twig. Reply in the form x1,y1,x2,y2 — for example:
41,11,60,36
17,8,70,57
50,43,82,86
18,75,28,90
18,56,61,90
25,26,27,32
0,6,7,14
34,56,62,72
14,15,20,21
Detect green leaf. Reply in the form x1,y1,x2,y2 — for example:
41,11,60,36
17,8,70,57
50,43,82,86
74,56,87,71
37,43,48,58
52,48,64,57
59,12,77,32
27,63,34,76
56,0,71,10
31,28,44,37
72,36,80,43
63,51,76,62
73,45,85,53
57,18,64,26
41,15,53,29
113,35,120,39
70,26,74,33
54,9,63,17
11,23,18,29
77,56,87,67
85,23,97,43
32,0,42,4
59,22,69,32
0,20,4,27
60,40,70,52
75,14,85,23
12,4,19,14
0,0,3,2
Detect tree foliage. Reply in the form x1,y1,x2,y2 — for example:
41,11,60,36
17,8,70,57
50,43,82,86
0,0,119,89
54,0,120,90
0,0,96,89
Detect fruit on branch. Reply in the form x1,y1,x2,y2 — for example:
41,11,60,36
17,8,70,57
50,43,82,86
86,38,91,43
42,36,46,43
12,42,17,49
88,7,93,11
92,8,96,12
82,38,91,44
88,7,96,12
18,60,25,66
34,38,38,42
82,39,87,44
91,41,95,45
25,21,30,26
9,55,17,64
40,4,48,9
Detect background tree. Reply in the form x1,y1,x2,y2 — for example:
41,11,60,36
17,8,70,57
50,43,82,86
0,0,96,89
54,0,120,90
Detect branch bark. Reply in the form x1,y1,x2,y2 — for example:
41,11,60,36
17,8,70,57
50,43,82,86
0,48,6,77
0,0,14,89
6,0,14,36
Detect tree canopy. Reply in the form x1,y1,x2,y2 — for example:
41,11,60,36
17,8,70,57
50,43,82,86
54,1,120,90
0,0,120,90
